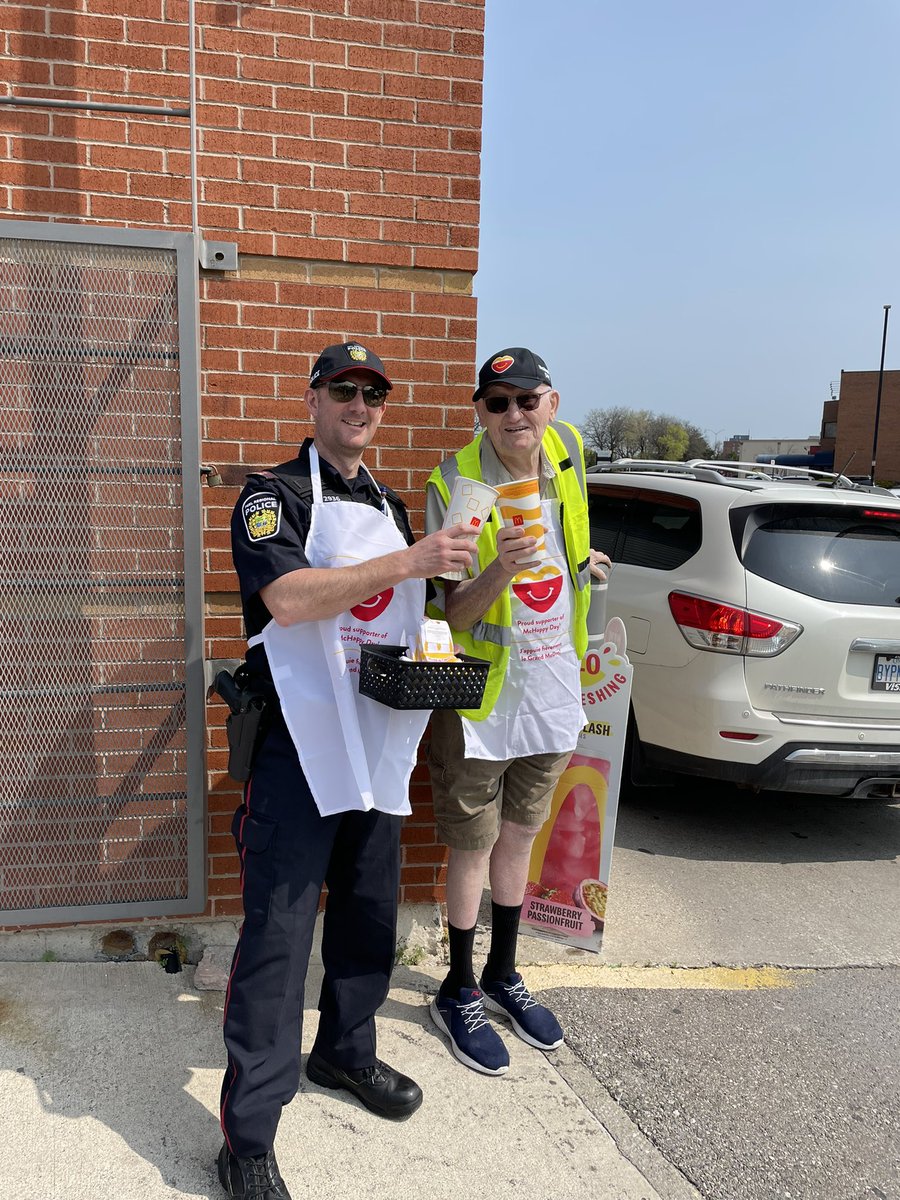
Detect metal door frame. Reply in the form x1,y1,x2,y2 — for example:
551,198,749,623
0,219,207,923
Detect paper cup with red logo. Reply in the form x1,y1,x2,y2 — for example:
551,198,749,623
440,475,499,580
495,476,545,565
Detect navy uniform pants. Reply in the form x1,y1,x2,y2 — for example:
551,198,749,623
219,716,402,1158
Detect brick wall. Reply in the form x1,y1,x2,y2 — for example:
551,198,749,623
1,0,485,917
818,398,838,457
835,371,900,485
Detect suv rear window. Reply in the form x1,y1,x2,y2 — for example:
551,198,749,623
588,485,702,570
738,503,900,606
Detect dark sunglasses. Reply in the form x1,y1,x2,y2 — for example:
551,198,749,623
481,390,547,415
325,380,388,407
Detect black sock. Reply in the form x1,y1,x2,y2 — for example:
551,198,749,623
440,922,477,997
482,900,522,984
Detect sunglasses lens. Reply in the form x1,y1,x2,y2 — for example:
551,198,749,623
326,381,387,406
483,393,543,414
328,382,357,401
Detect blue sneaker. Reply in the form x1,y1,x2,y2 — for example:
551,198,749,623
430,986,510,1075
480,972,564,1051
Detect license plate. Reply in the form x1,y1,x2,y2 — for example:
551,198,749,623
871,653,900,692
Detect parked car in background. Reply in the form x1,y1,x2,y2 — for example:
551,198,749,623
586,460,900,798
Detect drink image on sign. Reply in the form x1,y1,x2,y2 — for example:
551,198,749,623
440,474,499,581
872,653,900,691
495,476,545,565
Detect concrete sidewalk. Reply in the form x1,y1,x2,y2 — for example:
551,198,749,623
0,960,699,1200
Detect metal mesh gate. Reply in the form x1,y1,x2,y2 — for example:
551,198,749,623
0,223,205,924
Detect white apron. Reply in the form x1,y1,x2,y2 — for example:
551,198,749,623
249,445,429,815
462,497,583,761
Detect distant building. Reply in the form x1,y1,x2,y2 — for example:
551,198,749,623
722,435,820,461
831,370,900,484
818,398,838,466
767,371,900,484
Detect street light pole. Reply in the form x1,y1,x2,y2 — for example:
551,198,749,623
870,304,891,483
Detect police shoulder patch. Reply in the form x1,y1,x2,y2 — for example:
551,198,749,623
241,492,282,542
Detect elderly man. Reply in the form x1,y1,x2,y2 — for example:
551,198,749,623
424,346,609,1075
218,342,477,1200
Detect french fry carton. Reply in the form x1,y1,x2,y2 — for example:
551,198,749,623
411,618,457,662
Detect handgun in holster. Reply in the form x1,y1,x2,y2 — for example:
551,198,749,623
214,665,270,782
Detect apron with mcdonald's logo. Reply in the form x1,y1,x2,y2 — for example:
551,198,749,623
461,497,583,761
249,445,429,815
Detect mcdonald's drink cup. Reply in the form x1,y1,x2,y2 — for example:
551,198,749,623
495,476,545,564
440,475,499,580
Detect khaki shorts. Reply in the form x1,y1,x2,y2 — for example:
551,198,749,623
426,708,573,852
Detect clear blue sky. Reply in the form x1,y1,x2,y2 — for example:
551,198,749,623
475,0,900,444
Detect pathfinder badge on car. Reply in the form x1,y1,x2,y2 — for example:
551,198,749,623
763,683,826,695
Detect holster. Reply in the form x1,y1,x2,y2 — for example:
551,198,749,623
214,665,272,782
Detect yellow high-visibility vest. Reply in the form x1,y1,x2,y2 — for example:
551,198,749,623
426,421,591,721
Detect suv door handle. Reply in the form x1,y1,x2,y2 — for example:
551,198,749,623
849,638,900,653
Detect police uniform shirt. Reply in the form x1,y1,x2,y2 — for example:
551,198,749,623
231,438,416,643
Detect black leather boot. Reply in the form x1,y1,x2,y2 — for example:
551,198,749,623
306,1049,423,1119
217,1143,292,1200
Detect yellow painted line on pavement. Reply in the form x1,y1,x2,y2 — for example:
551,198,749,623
523,964,809,991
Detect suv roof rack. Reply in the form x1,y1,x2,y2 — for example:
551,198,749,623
588,458,863,489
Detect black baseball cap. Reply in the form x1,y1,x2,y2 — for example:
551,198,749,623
472,346,552,402
309,341,393,390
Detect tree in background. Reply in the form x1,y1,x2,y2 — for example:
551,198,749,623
684,423,714,459
580,407,713,461
656,421,689,461
580,406,632,459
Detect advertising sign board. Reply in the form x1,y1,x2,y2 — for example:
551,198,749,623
519,609,632,953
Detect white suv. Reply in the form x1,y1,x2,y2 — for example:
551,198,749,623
587,461,900,798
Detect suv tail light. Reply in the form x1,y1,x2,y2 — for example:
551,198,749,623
668,592,801,657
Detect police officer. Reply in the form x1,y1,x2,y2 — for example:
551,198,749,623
217,342,477,1200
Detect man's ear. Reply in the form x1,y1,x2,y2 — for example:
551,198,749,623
548,389,560,420
305,387,318,420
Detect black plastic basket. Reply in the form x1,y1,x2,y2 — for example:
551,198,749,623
358,644,490,710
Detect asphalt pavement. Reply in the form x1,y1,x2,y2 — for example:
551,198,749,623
545,966,900,1200
600,787,900,969
543,785,900,1200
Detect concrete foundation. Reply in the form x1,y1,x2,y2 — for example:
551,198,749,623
0,902,447,975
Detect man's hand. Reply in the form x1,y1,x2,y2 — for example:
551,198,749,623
403,523,478,580
589,549,612,581
495,524,540,575
443,525,538,631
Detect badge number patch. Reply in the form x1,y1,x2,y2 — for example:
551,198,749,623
242,493,281,542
